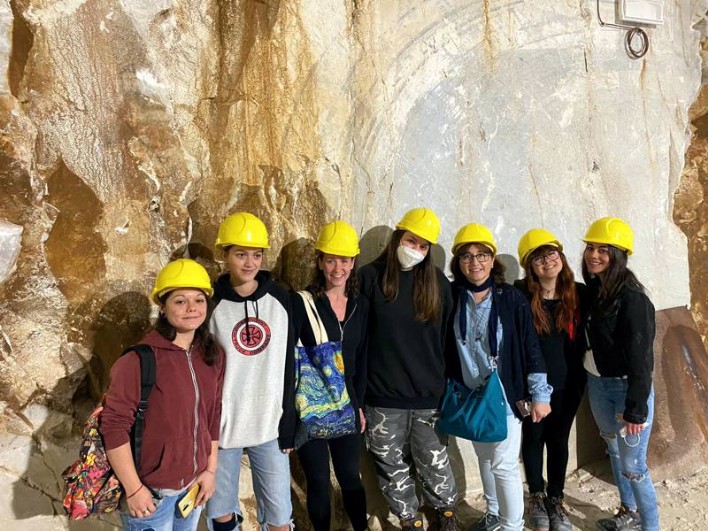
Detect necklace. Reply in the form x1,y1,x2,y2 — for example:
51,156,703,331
540,284,557,300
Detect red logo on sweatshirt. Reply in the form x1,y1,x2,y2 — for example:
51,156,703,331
232,317,271,355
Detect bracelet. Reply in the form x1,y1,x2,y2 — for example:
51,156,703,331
204,469,216,475
126,484,144,499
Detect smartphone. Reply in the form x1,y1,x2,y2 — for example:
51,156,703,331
515,399,532,418
619,422,649,437
177,483,200,519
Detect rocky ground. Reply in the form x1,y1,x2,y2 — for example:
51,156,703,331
387,462,708,531
558,463,708,531
2,451,706,530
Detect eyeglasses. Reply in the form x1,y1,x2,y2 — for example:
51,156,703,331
459,252,493,264
530,249,560,266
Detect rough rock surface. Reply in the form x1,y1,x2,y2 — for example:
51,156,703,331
0,1,707,530
675,81,708,345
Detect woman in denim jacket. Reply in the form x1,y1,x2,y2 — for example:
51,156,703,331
446,223,552,531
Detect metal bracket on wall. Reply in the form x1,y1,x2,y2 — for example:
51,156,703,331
596,0,649,59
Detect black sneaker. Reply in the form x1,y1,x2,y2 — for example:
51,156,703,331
438,508,460,531
596,505,641,530
401,515,425,530
470,512,501,531
546,497,572,531
527,492,549,531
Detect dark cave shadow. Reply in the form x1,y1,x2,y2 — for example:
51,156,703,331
271,236,316,293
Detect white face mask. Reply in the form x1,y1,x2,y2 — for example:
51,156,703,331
397,244,426,270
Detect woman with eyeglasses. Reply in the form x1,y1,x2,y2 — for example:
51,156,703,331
582,217,658,531
514,229,588,531
445,223,552,531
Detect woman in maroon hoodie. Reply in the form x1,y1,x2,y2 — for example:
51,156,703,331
100,259,225,530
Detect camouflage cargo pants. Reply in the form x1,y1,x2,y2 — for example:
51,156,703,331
365,406,458,519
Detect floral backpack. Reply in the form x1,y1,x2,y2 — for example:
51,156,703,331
62,345,156,519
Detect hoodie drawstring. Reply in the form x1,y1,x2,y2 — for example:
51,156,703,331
243,298,260,343
244,300,251,342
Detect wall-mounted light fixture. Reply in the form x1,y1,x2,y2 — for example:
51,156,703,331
619,0,664,26
596,0,664,59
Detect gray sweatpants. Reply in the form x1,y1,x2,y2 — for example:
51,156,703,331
365,406,458,519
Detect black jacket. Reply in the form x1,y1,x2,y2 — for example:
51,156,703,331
358,261,453,409
585,278,655,423
291,291,369,431
446,282,547,420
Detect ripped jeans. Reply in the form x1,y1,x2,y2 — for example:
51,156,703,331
587,374,658,531
205,439,293,531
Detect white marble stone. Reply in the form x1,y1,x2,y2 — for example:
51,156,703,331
0,221,22,284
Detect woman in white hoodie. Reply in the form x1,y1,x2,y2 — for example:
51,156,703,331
205,212,295,531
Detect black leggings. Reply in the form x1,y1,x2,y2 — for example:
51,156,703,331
296,433,368,531
521,388,584,498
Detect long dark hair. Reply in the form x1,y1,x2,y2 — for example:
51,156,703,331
582,244,644,312
450,243,506,286
307,251,360,299
154,291,221,365
375,229,441,322
523,246,577,336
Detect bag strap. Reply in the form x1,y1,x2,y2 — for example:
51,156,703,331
442,379,473,424
121,344,156,469
298,291,329,344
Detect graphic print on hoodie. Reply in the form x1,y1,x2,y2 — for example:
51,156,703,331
210,270,296,449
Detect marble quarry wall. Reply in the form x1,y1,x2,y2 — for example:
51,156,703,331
1,0,708,529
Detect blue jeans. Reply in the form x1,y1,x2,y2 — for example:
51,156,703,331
121,493,202,531
472,415,524,531
205,439,292,530
587,374,659,531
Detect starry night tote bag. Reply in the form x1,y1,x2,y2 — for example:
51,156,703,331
438,369,507,443
294,291,357,448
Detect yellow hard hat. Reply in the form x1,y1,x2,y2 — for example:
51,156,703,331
151,259,213,304
518,228,563,266
583,216,633,255
315,221,360,257
215,212,270,250
396,208,441,244
452,223,498,255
